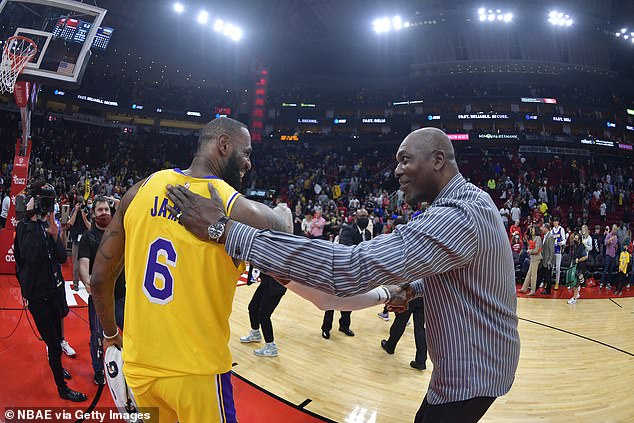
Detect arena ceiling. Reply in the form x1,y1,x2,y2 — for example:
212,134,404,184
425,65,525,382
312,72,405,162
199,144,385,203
88,0,634,86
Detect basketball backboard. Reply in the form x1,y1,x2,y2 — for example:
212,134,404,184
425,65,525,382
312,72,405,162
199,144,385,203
0,0,107,88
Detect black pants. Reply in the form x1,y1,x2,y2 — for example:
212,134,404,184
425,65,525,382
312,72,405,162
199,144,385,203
538,264,552,292
384,298,427,364
248,275,286,343
322,310,351,333
615,272,628,292
28,295,66,390
88,296,125,373
414,396,496,423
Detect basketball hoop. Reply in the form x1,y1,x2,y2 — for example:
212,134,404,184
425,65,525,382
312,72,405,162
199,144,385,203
0,35,37,94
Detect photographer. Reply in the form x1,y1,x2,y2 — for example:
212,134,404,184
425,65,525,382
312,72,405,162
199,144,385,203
14,181,87,402
78,196,125,385
68,196,92,291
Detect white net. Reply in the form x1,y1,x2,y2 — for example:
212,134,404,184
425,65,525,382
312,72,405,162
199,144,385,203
0,36,37,94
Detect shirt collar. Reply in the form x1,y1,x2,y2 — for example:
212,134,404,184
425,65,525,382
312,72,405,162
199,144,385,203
431,173,465,206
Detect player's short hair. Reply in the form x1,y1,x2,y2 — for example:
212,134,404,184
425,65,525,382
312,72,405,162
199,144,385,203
198,117,248,148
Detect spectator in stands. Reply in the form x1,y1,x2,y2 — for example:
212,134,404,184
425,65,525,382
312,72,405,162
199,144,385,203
510,233,523,255
538,186,548,204
567,233,588,305
1,188,9,228
551,217,566,290
601,225,618,289
510,202,521,225
581,225,593,255
614,245,630,296
617,222,628,250
487,178,496,192
591,225,605,259
309,208,326,239
499,205,510,230
520,225,542,296
301,211,312,237
540,223,555,295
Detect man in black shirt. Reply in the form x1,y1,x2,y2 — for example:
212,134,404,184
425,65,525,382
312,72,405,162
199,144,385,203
321,209,371,339
14,182,87,402
78,196,125,385
568,233,588,305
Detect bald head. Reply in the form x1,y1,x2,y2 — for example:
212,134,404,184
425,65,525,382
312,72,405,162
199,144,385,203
404,127,456,165
395,127,460,204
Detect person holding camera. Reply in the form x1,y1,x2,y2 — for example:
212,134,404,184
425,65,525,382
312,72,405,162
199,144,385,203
78,196,125,385
68,197,92,291
14,181,87,402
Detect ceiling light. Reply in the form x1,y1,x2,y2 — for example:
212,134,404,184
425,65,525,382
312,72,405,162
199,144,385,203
173,2,184,13
197,11,209,24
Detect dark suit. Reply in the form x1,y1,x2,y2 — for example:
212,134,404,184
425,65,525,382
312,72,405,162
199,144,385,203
322,223,371,333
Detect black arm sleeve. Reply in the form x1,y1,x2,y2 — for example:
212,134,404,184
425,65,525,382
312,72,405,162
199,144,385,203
49,234,67,264
77,230,92,260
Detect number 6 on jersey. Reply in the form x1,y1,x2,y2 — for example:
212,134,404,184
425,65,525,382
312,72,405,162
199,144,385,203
143,238,178,305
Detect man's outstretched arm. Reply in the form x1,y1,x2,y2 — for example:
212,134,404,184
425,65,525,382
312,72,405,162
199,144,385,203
167,184,476,298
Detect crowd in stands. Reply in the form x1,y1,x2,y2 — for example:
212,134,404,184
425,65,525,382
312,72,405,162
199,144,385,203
0,109,632,296
73,70,634,113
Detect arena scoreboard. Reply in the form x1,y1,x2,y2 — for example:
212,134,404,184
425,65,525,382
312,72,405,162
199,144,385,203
53,18,114,50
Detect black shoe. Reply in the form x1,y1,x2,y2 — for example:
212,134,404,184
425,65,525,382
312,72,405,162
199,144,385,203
63,369,72,380
381,339,394,355
339,328,355,337
58,387,87,402
410,361,426,370
94,370,105,385
321,330,330,339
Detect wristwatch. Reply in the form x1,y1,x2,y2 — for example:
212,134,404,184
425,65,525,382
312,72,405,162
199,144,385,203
208,216,230,242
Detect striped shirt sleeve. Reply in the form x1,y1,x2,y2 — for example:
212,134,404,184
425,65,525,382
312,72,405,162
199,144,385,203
225,204,477,297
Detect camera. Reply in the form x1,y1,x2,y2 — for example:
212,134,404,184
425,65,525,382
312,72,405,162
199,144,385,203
16,181,57,219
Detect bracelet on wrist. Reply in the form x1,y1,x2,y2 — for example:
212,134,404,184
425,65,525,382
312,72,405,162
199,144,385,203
103,329,119,339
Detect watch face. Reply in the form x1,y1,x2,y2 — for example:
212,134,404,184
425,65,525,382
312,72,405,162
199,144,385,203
208,222,225,240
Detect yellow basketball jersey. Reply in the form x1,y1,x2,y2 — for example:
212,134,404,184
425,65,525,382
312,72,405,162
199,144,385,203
122,169,245,391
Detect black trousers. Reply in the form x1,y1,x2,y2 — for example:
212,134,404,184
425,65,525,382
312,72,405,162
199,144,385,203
322,310,351,333
414,396,496,423
248,275,286,343
28,295,66,390
88,296,125,373
538,264,552,292
615,272,628,292
384,298,427,365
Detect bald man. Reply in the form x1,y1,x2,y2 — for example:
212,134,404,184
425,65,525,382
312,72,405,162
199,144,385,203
168,127,520,423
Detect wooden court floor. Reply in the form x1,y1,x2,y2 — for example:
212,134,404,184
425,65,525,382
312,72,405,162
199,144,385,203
229,285,634,423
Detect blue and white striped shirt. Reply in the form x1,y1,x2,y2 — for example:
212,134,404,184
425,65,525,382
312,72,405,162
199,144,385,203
225,173,520,404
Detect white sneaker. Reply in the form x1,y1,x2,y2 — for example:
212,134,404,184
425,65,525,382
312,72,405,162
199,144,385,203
60,340,76,358
567,298,576,305
377,312,389,321
240,330,261,343
254,343,278,357
539,283,544,288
